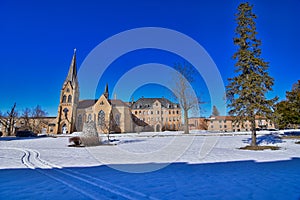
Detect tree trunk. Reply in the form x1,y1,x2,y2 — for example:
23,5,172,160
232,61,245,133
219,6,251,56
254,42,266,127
184,109,189,134
251,117,257,146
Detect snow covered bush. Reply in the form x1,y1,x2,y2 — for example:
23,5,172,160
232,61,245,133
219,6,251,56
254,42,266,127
79,121,101,146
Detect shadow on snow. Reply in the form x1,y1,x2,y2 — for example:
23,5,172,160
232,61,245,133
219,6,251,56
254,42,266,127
1,158,300,200
243,133,284,145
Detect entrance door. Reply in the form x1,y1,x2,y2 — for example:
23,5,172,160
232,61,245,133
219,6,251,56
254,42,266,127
155,124,161,132
62,124,68,134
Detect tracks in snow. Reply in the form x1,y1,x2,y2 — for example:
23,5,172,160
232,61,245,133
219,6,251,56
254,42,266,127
2,147,158,200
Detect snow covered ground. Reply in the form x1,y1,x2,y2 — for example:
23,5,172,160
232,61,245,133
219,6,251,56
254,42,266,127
1,130,300,200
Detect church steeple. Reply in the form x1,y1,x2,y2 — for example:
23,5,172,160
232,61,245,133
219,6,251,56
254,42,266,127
55,49,79,134
65,48,77,86
104,83,109,99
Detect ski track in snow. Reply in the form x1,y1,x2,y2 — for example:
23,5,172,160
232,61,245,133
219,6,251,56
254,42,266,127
1,147,157,200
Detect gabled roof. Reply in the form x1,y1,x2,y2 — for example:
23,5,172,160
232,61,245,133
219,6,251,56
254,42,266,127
209,116,234,120
78,99,97,109
78,99,129,109
110,99,129,107
131,97,180,109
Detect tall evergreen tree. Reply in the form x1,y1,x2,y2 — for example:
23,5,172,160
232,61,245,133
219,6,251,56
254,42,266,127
227,2,277,146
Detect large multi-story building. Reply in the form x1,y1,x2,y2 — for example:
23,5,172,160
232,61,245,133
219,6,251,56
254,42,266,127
207,116,275,132
130,98,181,132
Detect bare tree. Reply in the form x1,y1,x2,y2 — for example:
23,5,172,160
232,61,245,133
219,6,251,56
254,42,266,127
21,108,31,130
20,105,48,133
99,112,116,143
31,105,48,133
0,103,18,136
172,63,201,134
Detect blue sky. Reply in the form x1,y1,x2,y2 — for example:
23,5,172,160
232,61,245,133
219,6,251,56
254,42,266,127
0,0,299,117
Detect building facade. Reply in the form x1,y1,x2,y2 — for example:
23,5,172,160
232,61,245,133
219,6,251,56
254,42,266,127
188,117,207,130
207,116,276,132
130,98,181,132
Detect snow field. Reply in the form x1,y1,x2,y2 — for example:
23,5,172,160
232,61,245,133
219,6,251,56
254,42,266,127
1,131,300,199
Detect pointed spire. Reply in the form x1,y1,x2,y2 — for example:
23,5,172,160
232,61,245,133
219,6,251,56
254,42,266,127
65,49,77,85
104,83,109,99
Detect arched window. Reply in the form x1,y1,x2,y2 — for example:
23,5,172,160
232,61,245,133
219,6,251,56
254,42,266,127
68,95,72,103
115,114,120,126
88,114,92,122
98,110,105,126
62,95,67,103
77,115,83,131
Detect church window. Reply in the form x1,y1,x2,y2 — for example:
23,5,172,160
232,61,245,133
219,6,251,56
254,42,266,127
78,115,83,131
98,110,105,126
68,95,72,103
63,108,69,118
66,88,70,93
62,95,67,103
88,114,92,122
115,114,120,126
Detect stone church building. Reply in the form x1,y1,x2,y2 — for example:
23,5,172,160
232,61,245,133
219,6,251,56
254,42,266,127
54,50,182,134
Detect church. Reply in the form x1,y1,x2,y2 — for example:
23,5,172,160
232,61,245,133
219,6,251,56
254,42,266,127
53,50,182,134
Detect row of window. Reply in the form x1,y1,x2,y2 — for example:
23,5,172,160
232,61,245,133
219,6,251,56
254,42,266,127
134,110,180,115
139,117,180,122
62,95,72,103
77,111,120,129
211,125,228,129
135,103,178,109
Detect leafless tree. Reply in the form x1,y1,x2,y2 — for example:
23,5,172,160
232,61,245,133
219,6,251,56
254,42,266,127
21,108,31,129
99,112,117,143
173,63,201,134
20,105,47,133
172,63,202,134
31,105,48,133
0,103,18,136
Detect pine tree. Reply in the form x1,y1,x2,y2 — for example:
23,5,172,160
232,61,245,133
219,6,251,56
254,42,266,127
286,80,300,125
227,2,277,146
275,80,300,129
212,105,220,116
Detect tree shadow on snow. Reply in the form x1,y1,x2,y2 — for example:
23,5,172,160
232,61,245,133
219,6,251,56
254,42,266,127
243,133,284,145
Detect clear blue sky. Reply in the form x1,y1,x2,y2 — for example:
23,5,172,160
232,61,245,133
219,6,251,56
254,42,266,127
0,0,299,117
